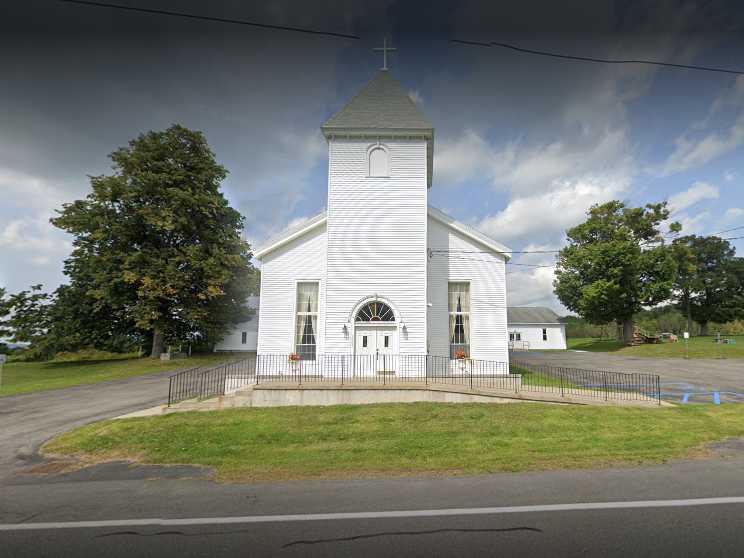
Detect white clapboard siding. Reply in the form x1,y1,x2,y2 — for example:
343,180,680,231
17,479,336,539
256,224,326,355
325,139,428,355
508,324,567,350
427,217,509,364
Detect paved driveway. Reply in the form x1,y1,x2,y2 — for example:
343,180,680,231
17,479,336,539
0,371,176,481
513,351,744,404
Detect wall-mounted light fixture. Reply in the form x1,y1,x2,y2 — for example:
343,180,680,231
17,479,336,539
342,323,349,337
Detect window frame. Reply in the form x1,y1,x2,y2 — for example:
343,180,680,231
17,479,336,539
448,280,471,359
241,331,247,345
293,280,320,361
367,143,390,178
542,328,548,341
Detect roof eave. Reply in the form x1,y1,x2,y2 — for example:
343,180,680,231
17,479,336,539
427,206,511,260
253,214,327,259
321,126,434,139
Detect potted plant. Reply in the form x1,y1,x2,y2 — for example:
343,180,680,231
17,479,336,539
454,350,469,375
288,353,300,374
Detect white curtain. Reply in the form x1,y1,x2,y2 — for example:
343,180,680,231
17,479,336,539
296,282,319,312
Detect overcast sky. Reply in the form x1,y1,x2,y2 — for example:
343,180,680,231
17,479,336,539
2,1,744,313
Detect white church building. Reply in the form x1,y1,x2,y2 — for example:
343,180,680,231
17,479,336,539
217,65,512,373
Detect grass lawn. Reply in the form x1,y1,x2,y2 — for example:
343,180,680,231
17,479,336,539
43,402,744,482
0,354,228,397
566,336,744,358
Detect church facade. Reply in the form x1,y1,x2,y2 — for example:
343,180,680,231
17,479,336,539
219,69,511,371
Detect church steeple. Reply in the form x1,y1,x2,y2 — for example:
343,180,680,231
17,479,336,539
321,68,434,187
321,71,432,134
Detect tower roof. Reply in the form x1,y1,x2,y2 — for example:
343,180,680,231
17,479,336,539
322,71,433,134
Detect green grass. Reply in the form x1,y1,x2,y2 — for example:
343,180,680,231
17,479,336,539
0,354,229,397
43,402,744,482
567,336,744,358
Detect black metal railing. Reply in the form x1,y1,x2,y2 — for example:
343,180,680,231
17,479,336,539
167,353,661,406
167,356,257,406
510,359,661,404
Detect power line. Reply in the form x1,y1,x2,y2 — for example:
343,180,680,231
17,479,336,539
431,254,556,267
59,0,361,39
709,225,744,237
451,39,744,76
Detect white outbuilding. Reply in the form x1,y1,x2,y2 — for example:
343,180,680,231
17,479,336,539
216,66,512,373
214,296,259,354
507,307,567,350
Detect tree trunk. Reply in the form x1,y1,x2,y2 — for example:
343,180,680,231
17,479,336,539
150,327,164,358
622,318,634,345
700,321,709,336
686,295,692,335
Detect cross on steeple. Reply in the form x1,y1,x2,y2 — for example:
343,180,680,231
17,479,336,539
373,37,397,71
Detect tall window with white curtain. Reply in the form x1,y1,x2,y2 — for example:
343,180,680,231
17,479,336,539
295,282,319,360
448,282,470,358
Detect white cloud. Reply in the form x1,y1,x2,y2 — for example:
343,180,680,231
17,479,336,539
667,181,719,214
476,177,628,246
408,89,424,106
0,167,72,213
436,125,633,194
672,211,711,236
725,170,737,182
661,76,744,175
723,207,744,222
506,267,566,314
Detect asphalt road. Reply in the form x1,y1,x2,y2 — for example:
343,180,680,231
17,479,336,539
513,350,744,403
4,453,744,557
0,370,174,481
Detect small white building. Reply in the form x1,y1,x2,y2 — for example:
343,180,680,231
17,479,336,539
218,66,512,374
507,307,566,350
214,296,259,353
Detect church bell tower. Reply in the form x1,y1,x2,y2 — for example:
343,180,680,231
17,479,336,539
320,40,434,356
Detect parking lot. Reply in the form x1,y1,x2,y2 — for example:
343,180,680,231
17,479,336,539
513,351,744,404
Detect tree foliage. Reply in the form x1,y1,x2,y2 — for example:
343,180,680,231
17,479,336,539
52,124,256,357
672,235,744,334
554,201,678,343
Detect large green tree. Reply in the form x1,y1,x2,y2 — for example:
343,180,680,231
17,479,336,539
52,124,256,357
672,235,743,335
554,201,678,344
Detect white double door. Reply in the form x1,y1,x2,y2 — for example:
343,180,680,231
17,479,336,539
355,325,396,373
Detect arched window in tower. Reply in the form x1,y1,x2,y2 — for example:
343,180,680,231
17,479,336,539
368,145,389,177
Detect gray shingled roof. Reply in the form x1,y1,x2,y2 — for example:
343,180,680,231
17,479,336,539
507,307,562,324
322,71,433,132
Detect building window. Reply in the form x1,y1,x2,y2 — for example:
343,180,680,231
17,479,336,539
509,332,521,342
362,335,368,348
356,301,395,322
542,328,548,341
449,282,470,358
295,282,319,360
368,146,389,177
241,332,247,344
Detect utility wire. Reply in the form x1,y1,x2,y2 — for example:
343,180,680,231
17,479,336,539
59,0,361,39
709,225,744,236
451,39,744,76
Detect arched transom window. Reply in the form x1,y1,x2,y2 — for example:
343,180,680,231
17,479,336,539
368,145,389,177
355,301,395,322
